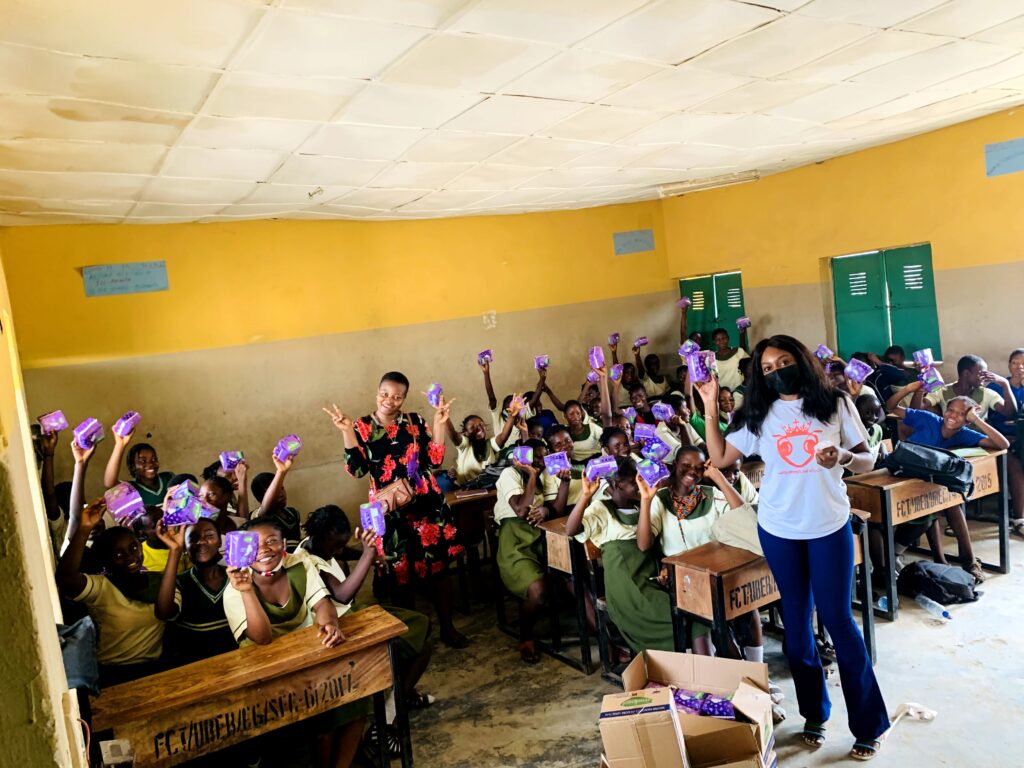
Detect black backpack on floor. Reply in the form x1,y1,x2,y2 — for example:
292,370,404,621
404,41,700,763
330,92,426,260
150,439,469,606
897,561,980,604
882,441,975,498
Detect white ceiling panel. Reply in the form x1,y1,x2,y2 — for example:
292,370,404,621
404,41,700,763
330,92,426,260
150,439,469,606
382,33,558,91
400,132,519,163
504,50,664,102
161,147,285,181
202,72,366,121
782,29,952,83
3,1,1024,225
0,44,219,114
0,140,168,175
450,0,647,45
234,10,429,79
897,1,1024,38
693,79,829,114
0,0,265,68
796,0,950,29
140,177,256,204
693,14,876,78
0,95,189,145
271,155,387,186
581,0,782,65
300,124,424,161
282,0,465,29
368,161,474,188
604,66,753,111
179,116,319,152
338,83,484,128
442,95,584,135
853,40,1019,90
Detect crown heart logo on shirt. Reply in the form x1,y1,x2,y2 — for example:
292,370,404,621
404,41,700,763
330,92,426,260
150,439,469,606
773,420,822,468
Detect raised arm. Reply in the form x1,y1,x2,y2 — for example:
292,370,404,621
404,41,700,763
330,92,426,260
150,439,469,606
528,370,545,411
154,523,185,620
444,411,461,447
260,454,292,515
324,405,367,478
633,345,647,379
609,338,620,366
494,396,522,449
428,398,452,468
539,471,572,520
480,360,498,412
56,499,105,598
234,461,251,520
64,441,96,547
40,431,60,522
885,380,925,415
636,474,657,551
679,304,689,347
564,476,599,537
103,426,134,489
692,379,743,467
324,528,378,605
981,371,1018,418
544,381,567,413
703,461,744,510
508,465,540,519
967,407,1011,450
597,368,615,426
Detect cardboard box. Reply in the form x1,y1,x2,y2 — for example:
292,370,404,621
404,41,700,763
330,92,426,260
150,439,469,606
599,687,688,768
622,651,775,768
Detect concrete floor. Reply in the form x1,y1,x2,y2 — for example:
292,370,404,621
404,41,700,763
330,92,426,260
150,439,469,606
402,520,1024,768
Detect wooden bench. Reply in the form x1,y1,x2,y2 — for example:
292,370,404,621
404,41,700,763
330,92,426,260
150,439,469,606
846,449,1008,621
91,605,411,767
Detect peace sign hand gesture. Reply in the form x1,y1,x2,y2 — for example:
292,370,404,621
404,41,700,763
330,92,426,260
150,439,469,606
323,404,354,434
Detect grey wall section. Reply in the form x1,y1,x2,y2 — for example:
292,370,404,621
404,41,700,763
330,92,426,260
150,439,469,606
27,290,678,517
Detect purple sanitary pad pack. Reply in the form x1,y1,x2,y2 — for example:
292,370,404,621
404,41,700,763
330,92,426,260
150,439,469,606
585,455,618,482
105,482,145,526
224,531,259,569
113,411,141,438
273,434,302,463
38,410,69,435
73,418,104,450
543,451,572,475
360,501,386,538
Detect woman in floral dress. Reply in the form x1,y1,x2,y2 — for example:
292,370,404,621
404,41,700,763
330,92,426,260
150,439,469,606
324,371,469,647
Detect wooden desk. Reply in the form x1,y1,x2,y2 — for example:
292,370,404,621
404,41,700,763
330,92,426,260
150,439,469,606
741,460,765,489
92,606,411,768
846,449,1008,621
537,516,599,675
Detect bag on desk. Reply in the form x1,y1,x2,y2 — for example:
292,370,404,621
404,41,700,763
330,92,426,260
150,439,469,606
882,442,975,498
897,560,979,604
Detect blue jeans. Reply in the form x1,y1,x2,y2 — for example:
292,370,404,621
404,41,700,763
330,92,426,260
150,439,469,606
759,522,889,741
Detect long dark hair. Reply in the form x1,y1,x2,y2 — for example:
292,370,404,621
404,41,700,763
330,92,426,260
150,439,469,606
729,335,843,437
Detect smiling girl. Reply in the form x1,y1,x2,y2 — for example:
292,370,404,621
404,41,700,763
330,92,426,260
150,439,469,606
104,423,175,507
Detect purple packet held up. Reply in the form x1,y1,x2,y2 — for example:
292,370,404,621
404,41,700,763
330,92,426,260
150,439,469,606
360,501,386,538
687,351,715,383
919,366,944,393
477,349,493,367
814,344,833,362
672,689,705,716
513,446,534,466
585,455,618,482
637,459,670,486
38,410,69,435
913,348,934,368
163,493,202,527
634,422,657,441
589,345,605,370
700,694,736,720
679,340,700,357
676,296,692,310
621,406,637,424
534,355,550,371
273,434,302,463
219,450,244,472
171,479,199,500
104,482,146,526
224,531,259,569
608,332,620,346
113,411,141,438
426,383,444,407
641,438,671,463
609,364,624,381
633,336,649,349
651,402,675,423
844,358,873,384
73,418,104,450
587,371,600,384
198,500,219,519
543,451,572,475
736,316,751,330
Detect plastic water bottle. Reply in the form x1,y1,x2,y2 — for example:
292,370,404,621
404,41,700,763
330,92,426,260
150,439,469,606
914,594,952,620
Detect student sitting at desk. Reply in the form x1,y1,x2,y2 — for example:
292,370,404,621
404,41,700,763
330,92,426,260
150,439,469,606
443,400,519,487
225,517,363,768
987,348,1024,537
565,457,675,656
493,439,573,664
924,355,1014,420
887,382,1009,583
564,399,604,461
855,394,887,451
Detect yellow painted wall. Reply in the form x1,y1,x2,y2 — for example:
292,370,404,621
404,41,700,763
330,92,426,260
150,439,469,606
663,107,1024,286
0,200,666,369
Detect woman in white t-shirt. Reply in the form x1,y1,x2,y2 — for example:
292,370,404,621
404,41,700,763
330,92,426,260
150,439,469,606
695,334,888,762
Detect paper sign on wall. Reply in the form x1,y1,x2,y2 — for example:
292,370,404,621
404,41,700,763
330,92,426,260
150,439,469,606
985,137,1024,178
613,229,655,256
83,261,169,297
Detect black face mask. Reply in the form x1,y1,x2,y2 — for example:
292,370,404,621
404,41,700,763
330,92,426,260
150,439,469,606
764,364,802,395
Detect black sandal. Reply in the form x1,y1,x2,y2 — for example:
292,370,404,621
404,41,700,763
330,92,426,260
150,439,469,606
801,722,826,748
407,690,436,709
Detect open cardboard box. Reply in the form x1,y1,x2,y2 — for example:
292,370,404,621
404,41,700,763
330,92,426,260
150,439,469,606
599,687,689,768
621,651,776,768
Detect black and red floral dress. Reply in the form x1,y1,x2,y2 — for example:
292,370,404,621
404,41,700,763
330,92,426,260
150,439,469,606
345,411,463,585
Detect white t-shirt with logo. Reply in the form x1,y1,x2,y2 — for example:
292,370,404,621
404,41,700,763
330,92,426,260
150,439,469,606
726,396,868,540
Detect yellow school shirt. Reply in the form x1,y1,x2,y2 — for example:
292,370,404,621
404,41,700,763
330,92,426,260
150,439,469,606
490,404,534,444
570,422,604,461
494,467,562,523
711,472,759,506
573,491,641,548
925,384,1003,419
641,373,671,398
716,348,750,391
455,435,500,485
143,541,189,574
651,489,747,558
73,574,165,665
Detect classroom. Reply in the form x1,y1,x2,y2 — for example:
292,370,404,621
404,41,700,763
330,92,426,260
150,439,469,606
2,2,1024,767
